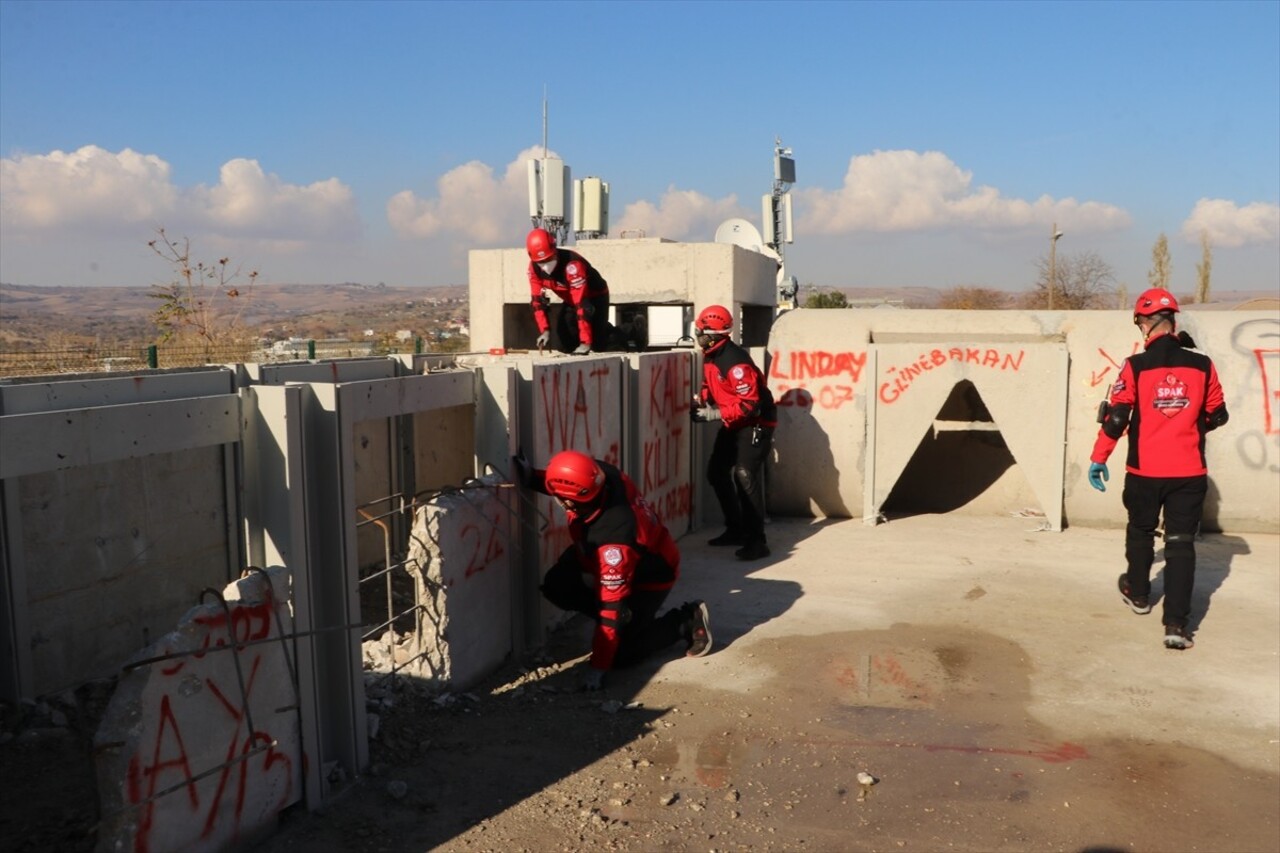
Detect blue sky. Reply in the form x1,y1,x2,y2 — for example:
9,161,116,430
1,0,1277,295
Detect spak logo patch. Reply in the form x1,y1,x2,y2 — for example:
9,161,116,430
1152,373,1190,417
600,546,626,588
565,261,588,288
730,364,751,396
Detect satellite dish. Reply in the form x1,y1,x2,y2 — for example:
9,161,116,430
714,218,765,252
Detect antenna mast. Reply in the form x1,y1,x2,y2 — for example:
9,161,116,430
527,89,571,244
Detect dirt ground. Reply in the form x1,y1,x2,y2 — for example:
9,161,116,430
3,517,1277,853
250,518,1280,853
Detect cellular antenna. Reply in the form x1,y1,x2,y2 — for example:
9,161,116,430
528,88,571,244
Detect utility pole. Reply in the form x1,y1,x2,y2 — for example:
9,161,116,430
764,139,797,308
1048,223,1063,309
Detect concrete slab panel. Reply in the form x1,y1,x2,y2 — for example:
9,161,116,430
94,567,301,853
867,341,1067,530
630,352,695,535
403,475,515,690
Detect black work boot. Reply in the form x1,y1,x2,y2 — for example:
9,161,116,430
707,529,745,547
735,541,770,561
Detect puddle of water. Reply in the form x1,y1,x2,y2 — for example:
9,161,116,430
637,625,1279,851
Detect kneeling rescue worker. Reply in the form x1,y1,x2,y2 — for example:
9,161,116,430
512,449,712,690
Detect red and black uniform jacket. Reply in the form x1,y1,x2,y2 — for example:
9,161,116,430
699,339,778,430
527,249,609,347
1091,331,1228,477
536,461,679,670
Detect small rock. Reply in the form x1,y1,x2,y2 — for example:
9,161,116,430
661,792,678,806
386,780,408,800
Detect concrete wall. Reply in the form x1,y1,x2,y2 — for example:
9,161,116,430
468,238,779,351
0,369,243,699
766,308,1280,532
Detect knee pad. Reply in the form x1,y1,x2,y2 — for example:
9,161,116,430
732,465,759,495
1164,532,1195,552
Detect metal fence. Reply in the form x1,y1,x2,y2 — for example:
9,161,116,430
0,341,397,379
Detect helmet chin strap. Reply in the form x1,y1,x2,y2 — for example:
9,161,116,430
1139,313,1174,341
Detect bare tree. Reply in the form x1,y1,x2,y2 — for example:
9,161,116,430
1116,283,1129,310
1028,250,1118,309
1148,233,1171,290
938,286,1011,309
1195,230,1213,304
148,228,257,361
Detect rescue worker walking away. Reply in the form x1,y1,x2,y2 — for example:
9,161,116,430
526,227,624,355
1088,288,1228,650
691,304,777,561
512,449,712,691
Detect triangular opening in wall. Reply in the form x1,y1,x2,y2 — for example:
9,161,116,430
881,380,1038,519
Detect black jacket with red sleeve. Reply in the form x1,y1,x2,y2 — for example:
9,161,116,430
535,461,679,670
1091,332,1228,477
699,340,777,430
527,249,609,345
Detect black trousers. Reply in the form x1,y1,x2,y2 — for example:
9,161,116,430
707,424,774,546
539,547,684,667
553,294,616,353
1121,472,1207,628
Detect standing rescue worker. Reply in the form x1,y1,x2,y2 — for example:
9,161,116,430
526,227,615,355
1088,287,1228,650
512,449,712,690
691,304,777,561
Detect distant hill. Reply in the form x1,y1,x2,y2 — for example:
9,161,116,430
0,282,470,347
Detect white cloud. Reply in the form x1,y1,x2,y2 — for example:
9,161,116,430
192,159,360,241
0,145,177,230
387,146,548,243
612,187,748,240
0,145,359,245
1180,198,1280,248
795,149,1131,234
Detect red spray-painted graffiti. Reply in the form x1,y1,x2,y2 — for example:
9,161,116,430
769,349,867,411
879,347,1025,404
1254,348,1280,435
539,362,614,455
640,353,693,532
535,361,622,568
1087,342,1141,388
459,508,507,580
124,593,297,853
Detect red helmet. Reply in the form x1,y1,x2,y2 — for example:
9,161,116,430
694,304,732,354
1133,288,1179,318
565,259,588,286
695,304,733,334
544,450,605,504
526,228,557,263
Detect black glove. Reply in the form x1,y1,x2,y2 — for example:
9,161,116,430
511,449,533,488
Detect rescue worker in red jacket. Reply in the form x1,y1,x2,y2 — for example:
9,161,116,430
691,304,777,561
1088,288,1228,650
512,449,712,690
526,227,615,355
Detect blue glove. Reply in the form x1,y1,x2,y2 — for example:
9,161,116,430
1088,462,1109,492
580,668,605,691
